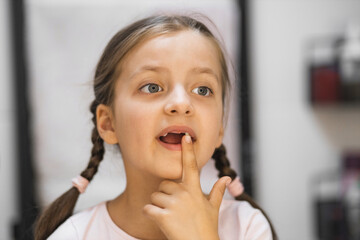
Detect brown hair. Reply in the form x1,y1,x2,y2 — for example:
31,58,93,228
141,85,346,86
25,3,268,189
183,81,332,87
34,14,277,240
212,145,278,239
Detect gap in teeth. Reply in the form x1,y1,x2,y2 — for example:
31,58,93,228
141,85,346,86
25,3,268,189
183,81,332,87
162,132,187,137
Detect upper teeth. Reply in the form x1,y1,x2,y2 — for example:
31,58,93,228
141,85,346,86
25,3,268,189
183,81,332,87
162,132,188,137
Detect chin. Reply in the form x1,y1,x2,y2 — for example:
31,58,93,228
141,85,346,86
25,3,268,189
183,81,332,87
156,166,183,180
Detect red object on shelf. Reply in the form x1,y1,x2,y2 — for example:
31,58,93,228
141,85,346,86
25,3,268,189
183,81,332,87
311,66,340,103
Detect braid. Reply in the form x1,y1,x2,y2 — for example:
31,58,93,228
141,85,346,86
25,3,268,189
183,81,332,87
34,100,105,240
212,144,278,240
80,101,105,181
212,144,237,179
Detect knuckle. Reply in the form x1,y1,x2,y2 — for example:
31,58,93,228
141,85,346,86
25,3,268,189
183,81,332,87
167,197,177,207
189,163,198,171
159,180,171,189
172,198,180,207
178,189,191,200
150,192,159,202
157,210,169,222
187,158,198,169
142,204,152,216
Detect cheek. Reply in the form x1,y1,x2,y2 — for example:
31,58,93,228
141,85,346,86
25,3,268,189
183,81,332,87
114,101,155,148
195,108,223,168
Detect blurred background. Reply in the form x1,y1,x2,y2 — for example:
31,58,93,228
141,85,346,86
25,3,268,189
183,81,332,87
1,0,360,240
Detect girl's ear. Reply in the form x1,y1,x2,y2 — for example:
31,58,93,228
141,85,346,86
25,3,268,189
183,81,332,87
96,104,118,144
215,125,224,148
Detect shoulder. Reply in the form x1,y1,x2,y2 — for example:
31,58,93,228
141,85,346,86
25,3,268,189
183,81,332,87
47,202,106,240
218,199,273,240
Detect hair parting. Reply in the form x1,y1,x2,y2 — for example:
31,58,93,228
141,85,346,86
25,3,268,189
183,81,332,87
212,144,278,240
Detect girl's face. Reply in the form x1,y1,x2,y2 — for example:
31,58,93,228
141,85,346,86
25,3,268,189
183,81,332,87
110,30,224,180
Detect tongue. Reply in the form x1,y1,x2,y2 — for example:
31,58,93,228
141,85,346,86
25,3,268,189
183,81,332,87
160,133,184,144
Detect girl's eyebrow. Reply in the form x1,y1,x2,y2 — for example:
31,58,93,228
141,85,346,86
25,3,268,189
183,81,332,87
128,65,219,85
128,65,168,80
189,67,219,83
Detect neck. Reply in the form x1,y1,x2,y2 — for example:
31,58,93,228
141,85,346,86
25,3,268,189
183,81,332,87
107,170,170,240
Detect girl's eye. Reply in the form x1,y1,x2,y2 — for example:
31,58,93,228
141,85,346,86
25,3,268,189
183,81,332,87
192,86,213,96
140,83,163,93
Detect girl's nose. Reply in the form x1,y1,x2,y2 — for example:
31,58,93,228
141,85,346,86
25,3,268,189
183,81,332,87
164,85,194,116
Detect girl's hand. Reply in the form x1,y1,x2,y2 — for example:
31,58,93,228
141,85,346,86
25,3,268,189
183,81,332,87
143,134,231,240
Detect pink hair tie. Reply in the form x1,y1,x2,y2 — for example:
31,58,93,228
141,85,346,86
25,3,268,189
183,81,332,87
227,176,244,197
72,175,89,194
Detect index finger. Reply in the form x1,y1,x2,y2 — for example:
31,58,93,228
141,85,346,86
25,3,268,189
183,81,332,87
181,133,201,188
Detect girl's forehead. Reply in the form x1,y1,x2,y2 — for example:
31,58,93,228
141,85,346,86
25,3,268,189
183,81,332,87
118,30,222,80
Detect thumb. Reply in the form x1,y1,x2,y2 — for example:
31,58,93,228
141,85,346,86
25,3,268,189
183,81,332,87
209,176,231,209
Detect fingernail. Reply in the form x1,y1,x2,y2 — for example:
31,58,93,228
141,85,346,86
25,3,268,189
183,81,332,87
185,132,192,143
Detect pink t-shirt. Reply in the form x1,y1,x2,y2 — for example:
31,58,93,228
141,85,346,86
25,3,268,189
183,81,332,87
48,199,273,240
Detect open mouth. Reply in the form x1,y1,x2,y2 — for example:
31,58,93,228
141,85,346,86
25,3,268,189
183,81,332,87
160,132,184,144
159,132,196,144
157,132,196,151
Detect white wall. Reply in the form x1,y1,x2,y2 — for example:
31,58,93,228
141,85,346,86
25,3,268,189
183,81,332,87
0,0,18,239
251,1,360,239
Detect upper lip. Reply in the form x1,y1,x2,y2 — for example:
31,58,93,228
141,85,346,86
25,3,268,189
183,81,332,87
157,125,197,142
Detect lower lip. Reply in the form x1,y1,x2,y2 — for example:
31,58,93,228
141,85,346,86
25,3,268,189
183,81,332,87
157,138,182,151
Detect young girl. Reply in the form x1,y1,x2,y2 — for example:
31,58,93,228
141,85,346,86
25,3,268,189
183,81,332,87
35,14,277,240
